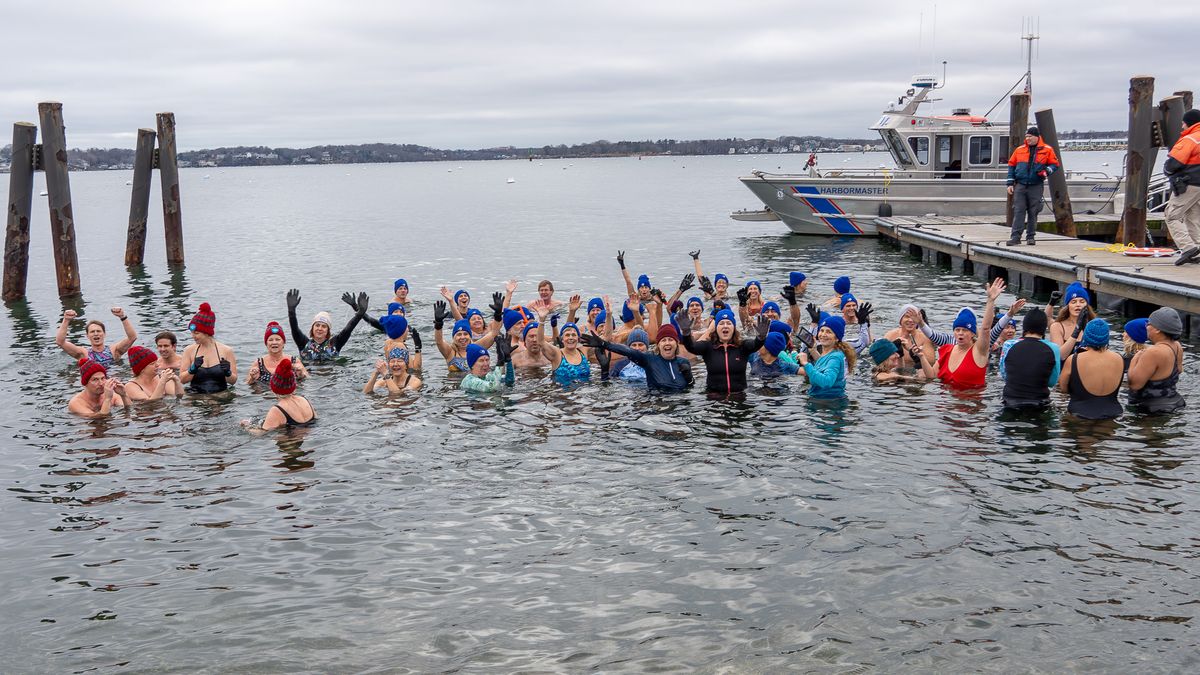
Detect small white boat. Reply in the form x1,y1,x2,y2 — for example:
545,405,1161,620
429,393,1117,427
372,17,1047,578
730,208,781,222
124,180,132,186
506,177,516,184
39,190,48,196
203,174,211,179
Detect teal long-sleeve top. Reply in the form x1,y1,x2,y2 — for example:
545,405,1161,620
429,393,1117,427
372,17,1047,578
460,362,515,393
803,349,847,399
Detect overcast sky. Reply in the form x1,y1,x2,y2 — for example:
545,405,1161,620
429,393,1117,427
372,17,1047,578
2,1,1194,151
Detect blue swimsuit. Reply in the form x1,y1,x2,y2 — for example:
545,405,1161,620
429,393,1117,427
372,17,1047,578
555,353,591,384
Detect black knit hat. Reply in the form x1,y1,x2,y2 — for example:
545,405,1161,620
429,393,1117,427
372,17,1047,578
1184,109,1200,127
1026,126,1040,137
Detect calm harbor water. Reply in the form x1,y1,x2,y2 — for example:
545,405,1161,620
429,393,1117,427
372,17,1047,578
2,152,1198,672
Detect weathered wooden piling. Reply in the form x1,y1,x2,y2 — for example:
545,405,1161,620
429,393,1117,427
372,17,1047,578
1117,77,1157,246
125,128,157,266
38,102,82,297
1033,108,1076,237
1174,90,1193,110
1006,93,1030,228
1159,96,1185,149
3,122,38,302
156,112,184,264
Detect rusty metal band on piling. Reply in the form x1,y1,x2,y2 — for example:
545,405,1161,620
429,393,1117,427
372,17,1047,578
156,112,184,264
125,128,157,266
1006,94,1030,228
1119,76,1156,246
1033,108,1076,237
37,102,82,297
3,123,38,301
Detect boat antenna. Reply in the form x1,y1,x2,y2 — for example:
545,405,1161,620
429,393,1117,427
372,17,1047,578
1022,17,1039,95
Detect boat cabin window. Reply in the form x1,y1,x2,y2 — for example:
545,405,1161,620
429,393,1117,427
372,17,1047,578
968,136,993,165
880,129,913,167
907,136,930,166
937,136,952,165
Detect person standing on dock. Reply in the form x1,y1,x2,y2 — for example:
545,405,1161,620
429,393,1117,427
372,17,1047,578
1006,127,1059,246
1164,109,1200,265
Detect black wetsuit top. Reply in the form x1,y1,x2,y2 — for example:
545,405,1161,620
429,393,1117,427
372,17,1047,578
1066,353,1124,420
1002,337,1058,409
1129,345,1186,414
603,342,694,392
679,334,765,395
288,307,364,364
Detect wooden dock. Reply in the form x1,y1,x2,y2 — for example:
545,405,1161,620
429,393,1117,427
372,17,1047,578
875,216,1200,334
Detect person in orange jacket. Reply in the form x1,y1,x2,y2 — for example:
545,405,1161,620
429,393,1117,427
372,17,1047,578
1166,109,1200,265
1005,126,1060,246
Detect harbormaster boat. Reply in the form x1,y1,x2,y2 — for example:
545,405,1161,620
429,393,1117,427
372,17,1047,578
736,75,1122,236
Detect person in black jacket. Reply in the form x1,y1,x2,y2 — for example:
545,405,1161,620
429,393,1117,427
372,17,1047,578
678,308,767,398
999,309,1060,411
580,324,693,392
285,289,369,364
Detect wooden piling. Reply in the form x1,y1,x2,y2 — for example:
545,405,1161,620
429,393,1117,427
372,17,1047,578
125,128,157,266
156,112,184,264
37,102,82,297
3,122,38,302
1173,90,1193,110
1117,77,1156,246
1033,108,1076,237
1159,96,1185,149
1006,93,1030,228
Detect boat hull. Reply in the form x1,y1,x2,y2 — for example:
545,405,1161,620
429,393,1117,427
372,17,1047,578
739,174,1121,236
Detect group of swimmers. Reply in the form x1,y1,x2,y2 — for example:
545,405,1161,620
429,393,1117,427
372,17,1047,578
61,250,1187,427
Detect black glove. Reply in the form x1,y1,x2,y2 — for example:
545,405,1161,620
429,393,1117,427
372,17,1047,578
781,285,797,306
433,301,449,330
341,291,356,309
698,276,714,295
688,249,701,260
736,287,749,307
355,292,369,315
855,301,873,325
806,302,821,323
651,288,667,304
188,355,203,374
286,288,301,312
909,346,923,363
494,333,514,366
1048,290,1063,306
490,292,504,321
756,314,771,338
919,309,929,326
616,250,626,270
1071,307,1089,339
679,273,695,292
712,300,727,312
579,332,606,349
411,328,422,353
219,359,232,378
674,312,691,336
594,346,611,372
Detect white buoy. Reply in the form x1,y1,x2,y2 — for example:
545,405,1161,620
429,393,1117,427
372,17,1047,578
506,177,515,184
39,190,48,196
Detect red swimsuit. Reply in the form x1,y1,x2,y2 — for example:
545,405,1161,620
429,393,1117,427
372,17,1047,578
938,344,987,389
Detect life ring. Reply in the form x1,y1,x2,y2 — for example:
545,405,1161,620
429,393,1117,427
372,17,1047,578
1122,247,1177,258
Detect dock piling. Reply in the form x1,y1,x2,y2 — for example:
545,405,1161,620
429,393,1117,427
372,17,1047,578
1006,94,1031,228
37,102,82,297
1118,77,1157,247
2,122,38,302
125,128,157,266
1173,90,1193,110
1033,108,1076,237
1159,96,1185,149
156,112,184,264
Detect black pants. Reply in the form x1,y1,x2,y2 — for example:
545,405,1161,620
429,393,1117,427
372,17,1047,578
1011,182,1044,240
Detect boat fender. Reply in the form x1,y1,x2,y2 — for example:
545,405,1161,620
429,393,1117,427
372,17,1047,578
878,203,893,217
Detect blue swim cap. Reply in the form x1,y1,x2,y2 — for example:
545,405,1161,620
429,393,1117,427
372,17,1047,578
465,308,483,322
637,274,651,289
380,314,408,339
587,297,604,313
1124,318,1149,344
1082,318,1110,348
452,319,472,336
453,289,470,304
714,273,729,285
762,301,780,315
502,308,526,331
687,296,703,309
834,276,851,295
620,302,645,324
953,308,977,334
466,343,488,369
387,302,404,315
745,279,761,291
522,321,540,340
789,271,807,286
394,278,408,292
714,309,737,326
840,293,857,309
768,320,792,334
559,322,580,338
1063,282,1091,306
627,328,650,346
593,310,608,328
819,315,846,341
764,332,787,356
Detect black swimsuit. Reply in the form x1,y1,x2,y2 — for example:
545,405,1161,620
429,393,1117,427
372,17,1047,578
1129,345,1186,414
189,347,230,393
274,402,315,428
1066,353,1124,420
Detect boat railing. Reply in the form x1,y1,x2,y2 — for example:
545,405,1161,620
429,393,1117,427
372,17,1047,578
750,168,1117,181
1147,173,1171,213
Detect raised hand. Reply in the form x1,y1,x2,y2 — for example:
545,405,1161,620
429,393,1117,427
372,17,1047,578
780,285,797,306
1010,298,1027,314
688,249,701,260
505,279,518,294
569,294,581,313
679,273,695,292
579,332,605,349
855,301,873,325
550,313,560,331
1072,306,1089,338
1048,290,1063,306
698,276,714,295
736,287,749,307
439,286,453,301
375,359,387,374
110,307,125,318
986,277,1006,302
410,328,422,352
63,309,78,320
651,288,667,304
756,314,771,337
286,288,301,311
341,292,356,309
433,301,449,330
805,302,821,324
355,292,370,314
494,333,514,365
616,250,626,270
674,312,692,336
490,292,505,320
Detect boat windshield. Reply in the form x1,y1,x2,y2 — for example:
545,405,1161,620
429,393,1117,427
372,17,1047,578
880,129,913,167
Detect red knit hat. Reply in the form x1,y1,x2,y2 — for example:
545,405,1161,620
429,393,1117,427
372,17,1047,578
656,324,679,344
189,302,216,335
270,358,297,395
127,345,157,376
264,321,286,345
78,357,107,386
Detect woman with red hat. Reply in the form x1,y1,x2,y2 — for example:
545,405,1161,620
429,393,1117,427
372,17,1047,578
181,302,239,393
241,358,316,430
247,321,308,385
123,345,183,401
68,357,130,417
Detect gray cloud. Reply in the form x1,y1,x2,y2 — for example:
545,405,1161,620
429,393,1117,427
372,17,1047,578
2,1,1195,150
